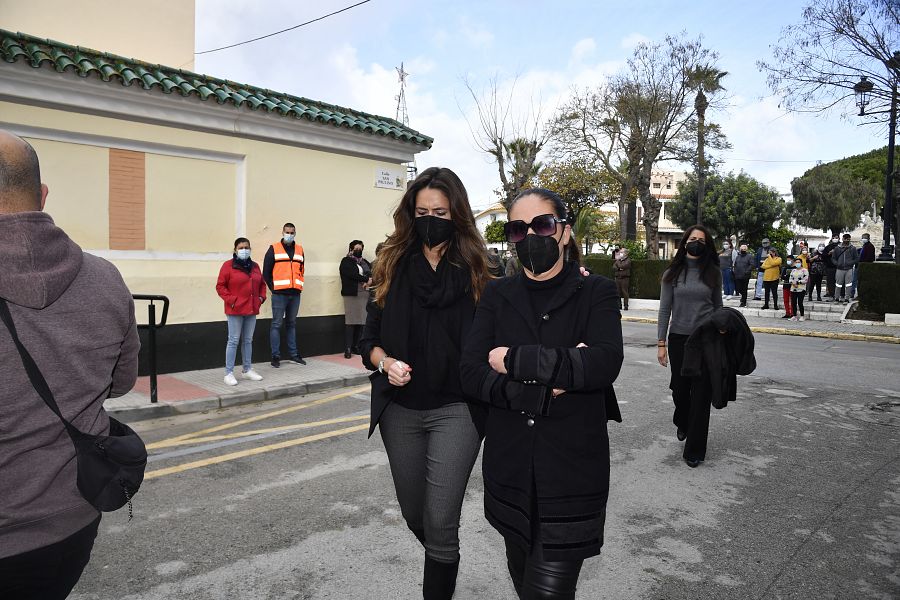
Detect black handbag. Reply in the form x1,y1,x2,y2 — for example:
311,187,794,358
0,298,147,517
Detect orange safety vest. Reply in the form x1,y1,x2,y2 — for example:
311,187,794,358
271,241,304,291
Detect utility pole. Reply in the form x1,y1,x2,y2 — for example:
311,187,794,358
395,63,417,181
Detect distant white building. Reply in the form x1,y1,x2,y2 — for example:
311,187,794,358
474,202,507,249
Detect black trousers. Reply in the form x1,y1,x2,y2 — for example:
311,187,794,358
505,539,584,599
0,515,100,600
763,281,779,308
667,333,712,462
734,277,749,305
807,273,823,300
791,291,805,316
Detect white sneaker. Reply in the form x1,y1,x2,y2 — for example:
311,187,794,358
789,316,797,321
241,369,263,381
725,295,732,300
799,316,805,322
224,373,238,386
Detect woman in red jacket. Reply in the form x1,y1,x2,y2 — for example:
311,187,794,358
216,237,266,386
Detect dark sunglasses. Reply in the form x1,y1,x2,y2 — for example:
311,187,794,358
504,214,566,243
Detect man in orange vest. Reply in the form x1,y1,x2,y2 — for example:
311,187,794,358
263,223,306,367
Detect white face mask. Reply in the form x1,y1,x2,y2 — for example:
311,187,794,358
236,248,250,260
818,245,825,252
283,233,295,244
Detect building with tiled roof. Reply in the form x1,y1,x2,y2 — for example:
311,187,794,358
0,4,431,371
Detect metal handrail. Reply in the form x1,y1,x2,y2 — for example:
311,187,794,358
132,295,169,403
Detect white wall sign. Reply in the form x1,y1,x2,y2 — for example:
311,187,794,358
375,167,405,190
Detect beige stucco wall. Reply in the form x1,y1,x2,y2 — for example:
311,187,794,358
145,154,235,253
2,101,404,326
26,138,110,249
0,0,195,70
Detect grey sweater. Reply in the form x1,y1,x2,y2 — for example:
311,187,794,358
658,261,723,340
0,211,140,558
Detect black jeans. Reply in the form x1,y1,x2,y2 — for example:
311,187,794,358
808,273,823,300
763,281,779,308
505,539,584,600
0,515,100,600
791,291,805,316
825,267,836,296
734,277,749,305
667,333,712,462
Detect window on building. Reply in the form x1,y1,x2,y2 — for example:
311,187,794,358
666,182,672,189
490,214,497,222
652,182,661,189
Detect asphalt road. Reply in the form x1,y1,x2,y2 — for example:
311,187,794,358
69,323,900,600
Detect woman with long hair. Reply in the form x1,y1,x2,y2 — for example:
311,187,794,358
338,239,372,358
657,225,723,467
359,167,489,599
460,188,624,599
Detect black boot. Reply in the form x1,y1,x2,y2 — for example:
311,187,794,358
423,556,459,600
344,325,355,359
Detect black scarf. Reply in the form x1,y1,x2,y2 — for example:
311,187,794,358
232,254,253,274
380,251,473,393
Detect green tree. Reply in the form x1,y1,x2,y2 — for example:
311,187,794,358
687,65,727,224
484,220,507,245
534,158,617,224
668,172,786,242
790,165,882,238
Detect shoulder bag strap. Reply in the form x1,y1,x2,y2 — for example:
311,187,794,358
0,298,78,436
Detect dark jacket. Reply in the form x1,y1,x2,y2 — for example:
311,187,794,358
733,252,755,279
860,241,876,263
339,255,371,297
613,256,632,279
459,264,624,562
0,212,140,559
824,241,839,269
359,252,485,438
681,308,756,410
832,244,859,270
718,250,734,270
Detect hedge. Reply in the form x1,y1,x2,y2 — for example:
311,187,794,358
583,257,669,299
858,262,900,317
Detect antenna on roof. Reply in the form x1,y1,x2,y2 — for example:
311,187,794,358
395,62,417,181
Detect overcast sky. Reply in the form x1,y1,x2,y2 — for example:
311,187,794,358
194,0,882,212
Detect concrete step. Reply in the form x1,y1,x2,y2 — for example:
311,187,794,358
723,298,848,314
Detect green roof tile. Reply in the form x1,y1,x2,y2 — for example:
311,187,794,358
0,29,432,149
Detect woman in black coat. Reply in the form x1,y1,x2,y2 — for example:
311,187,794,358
339,239,372,358
460,188,624,600
359,167,490,599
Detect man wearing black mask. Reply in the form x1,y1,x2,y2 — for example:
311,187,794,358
733,244,755,307
823,235,840,300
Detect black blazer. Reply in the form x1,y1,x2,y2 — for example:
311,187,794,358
681,307,756,409
459,265,624,561
339,256,371,297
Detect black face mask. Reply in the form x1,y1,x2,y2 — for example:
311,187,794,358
685,241,705,257
516,233,561,276
352,250,363,258
415,215,454,248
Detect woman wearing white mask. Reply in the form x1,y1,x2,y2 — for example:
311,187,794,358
216,237,266,385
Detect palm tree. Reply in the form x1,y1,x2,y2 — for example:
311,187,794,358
574,206,600,255
688,66,727,224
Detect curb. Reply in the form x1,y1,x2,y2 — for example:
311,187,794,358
620,316,900,344
109,375,366,423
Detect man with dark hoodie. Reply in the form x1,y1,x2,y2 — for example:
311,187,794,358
0,131,140,599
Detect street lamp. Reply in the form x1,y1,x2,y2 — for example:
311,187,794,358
854,52,899,262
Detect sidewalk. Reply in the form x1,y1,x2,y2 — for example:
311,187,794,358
106,354,371,422
622,298,900,343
